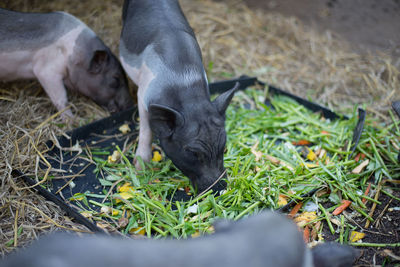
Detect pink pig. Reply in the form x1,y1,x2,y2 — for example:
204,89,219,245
0,8,133,118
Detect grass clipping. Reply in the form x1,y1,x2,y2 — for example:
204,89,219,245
65,87,399,240
0,0,399,257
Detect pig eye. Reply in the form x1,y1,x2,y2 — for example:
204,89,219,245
186,149,197,158
184,148,200,161
110,77,120,89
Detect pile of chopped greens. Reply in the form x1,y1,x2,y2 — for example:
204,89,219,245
71,86,400,242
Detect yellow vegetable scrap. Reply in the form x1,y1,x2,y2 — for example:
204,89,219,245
118,182,134,193
102,207,120,217
349,231,365,242
294,211,318,227
119,192,133,200
71,193,85,201
277,194,288,207
305,163,319,168
108,150,121,163
306,148,317,161
129,227,146,236
112,209,120,216
152,151,162,162
119,124,131,134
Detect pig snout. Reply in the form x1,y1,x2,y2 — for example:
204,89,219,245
196,170,227,193
105,69,133,113
157,133,229,194
106,88,134,113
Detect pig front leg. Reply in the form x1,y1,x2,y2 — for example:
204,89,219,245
135,95,153,169
35,74,73,120
33,58,73,120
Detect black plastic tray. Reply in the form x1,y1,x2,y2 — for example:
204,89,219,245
12,76,366,232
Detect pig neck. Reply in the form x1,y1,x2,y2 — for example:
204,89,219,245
181,95,216,122
146,71,211,114
64,29,102,92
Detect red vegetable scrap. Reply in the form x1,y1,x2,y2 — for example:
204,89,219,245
288,202,303,218
292,140,311,146
362,182,371,204
303,225,310,243
332,200,352,216
354,153,366,162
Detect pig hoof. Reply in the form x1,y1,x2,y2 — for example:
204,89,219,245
60,109,74,122
134,151,152,170
134,158,144,170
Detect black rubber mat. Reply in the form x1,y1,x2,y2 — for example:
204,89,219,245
12,76,366,232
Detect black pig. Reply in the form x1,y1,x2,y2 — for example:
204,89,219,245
119,0,238,192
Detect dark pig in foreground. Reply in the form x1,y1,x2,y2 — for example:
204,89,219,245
0,8,133,118
119,0,238,192
0,211,359,267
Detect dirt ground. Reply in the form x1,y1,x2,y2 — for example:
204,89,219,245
243,0,400,59
0,0,399,266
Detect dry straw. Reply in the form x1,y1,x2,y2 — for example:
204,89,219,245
0,0,399,255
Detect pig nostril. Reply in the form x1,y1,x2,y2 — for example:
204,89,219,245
107,100,119,113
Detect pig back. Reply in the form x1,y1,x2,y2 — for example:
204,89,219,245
0,9,81,52
120,0,201,60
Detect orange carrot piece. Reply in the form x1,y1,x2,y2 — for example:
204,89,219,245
292,140,311,146
354,153,366,162
303,226,310,243
332,200,352,216
362,183,371,204
321,131,329,135
288,202,303,218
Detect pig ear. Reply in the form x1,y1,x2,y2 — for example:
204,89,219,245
149,104,184,138
213,82,240,115
88,50,109,74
